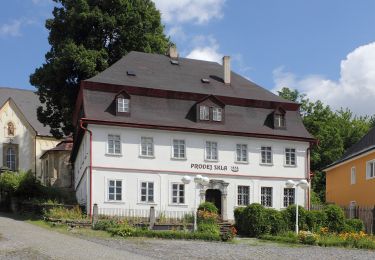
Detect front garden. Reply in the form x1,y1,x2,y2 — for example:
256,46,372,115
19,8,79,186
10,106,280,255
234,203,375,249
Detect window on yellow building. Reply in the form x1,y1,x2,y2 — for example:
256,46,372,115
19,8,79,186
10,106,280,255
350,167,356,184
366,160,375,179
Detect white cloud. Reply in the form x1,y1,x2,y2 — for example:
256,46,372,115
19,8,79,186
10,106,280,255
272,42,375,115
153,0,225,24
186,36,223,63
167,26,187,41
0,20,22,37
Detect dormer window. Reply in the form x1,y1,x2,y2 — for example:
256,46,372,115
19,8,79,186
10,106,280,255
117,98,129,113
212,108,222,121
274,113,285,128
200,106,209,120
115,90,131,116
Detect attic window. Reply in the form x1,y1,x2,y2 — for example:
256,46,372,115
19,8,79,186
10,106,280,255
170,59,179,65
201,78,210,83
127,70,136,76
274,113,286,128
117,97,129,113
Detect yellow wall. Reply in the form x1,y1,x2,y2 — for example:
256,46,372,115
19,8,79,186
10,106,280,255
326,151,375,206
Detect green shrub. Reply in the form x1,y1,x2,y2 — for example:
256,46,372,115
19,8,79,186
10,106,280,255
44,205,86,220
324,205,345,233
198,202,218,214
260,232,298,244
298,231,318,245
234,207,246,234
242,203,269,237
93,219,119,231
108,222,136,237
343,219,364,233
198,223,220,236
109,228,221,241
265,208,287,235
305,210,327,232
283,205,308,231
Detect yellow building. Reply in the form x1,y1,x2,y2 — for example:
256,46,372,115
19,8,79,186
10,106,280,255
324,128,375,207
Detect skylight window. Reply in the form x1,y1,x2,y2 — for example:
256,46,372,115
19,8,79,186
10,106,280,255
170,59,179,65
201,78,210,83
127,70,136,76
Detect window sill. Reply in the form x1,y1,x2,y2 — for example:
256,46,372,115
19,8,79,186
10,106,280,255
366,176,375,180
234,161,249,165
259,163,273,167
169,204,189,208
105,153,123,157
284,164,297,168
104,201,125,204
137,202,157,206
204,159,219,163
171,157,187,161
139,155,155,159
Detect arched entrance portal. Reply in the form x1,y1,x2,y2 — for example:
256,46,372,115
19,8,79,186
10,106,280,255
205,189,222,215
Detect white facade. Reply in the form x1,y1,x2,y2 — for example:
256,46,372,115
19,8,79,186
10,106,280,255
0,99,58,175
75,124,310,220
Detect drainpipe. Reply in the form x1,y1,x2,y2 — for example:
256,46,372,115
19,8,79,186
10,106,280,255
79,119,93,217
306,146,311,210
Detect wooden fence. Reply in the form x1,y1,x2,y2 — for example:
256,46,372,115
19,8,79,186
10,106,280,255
311,204,375,234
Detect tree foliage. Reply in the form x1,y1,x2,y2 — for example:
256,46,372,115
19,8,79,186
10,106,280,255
278,87,373,201
30,0,171,137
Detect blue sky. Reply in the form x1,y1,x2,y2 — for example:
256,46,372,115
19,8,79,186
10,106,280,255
1,0,375,115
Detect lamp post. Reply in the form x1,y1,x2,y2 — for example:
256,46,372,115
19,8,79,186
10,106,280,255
285,179,309,234
181,174,209,231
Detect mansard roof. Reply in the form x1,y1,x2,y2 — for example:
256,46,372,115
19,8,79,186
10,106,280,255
0,87,52,136
86,51,295,104
74,51,314,143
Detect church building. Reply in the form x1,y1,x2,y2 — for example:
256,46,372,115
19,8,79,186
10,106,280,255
71,48,315,220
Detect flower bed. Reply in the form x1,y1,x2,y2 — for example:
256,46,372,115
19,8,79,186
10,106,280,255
261,229,375,250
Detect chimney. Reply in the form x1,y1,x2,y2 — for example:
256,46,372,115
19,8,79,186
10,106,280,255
223,56,231,84
168,45,178,59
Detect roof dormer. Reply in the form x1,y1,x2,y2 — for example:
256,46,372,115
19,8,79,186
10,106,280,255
114,90,131,116
195,95,225,123
273,106,286,129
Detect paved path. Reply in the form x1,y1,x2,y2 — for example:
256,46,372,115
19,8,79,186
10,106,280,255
1,214,375,260
0,214,151,260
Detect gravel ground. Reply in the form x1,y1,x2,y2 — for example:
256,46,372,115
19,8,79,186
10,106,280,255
1,214,375,260
0,214,150,260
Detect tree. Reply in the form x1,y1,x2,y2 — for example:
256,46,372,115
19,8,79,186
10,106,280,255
30,0,171,138
278,87,372,201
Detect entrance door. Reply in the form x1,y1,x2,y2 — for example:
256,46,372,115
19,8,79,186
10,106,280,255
205,189,222,216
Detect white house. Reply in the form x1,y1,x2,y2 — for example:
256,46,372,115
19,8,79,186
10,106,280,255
0,87,59,179
71,49,315,221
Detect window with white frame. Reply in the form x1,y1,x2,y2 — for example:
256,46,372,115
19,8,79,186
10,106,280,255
199,105,209,120
171,183,185,204
237,186,250,206
141,137,154,157
108,180,122,201
274,113,285,128
366,160,375,179
117,97,129,112
212,107,222,121
205,141,218,161
261,146,272,164
261,187,273,207
107,134,121,155
236,144,248,162
285,148,296,166
351,167,356,184
283,188,295,207
173,139,186,159
140,182,154,203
